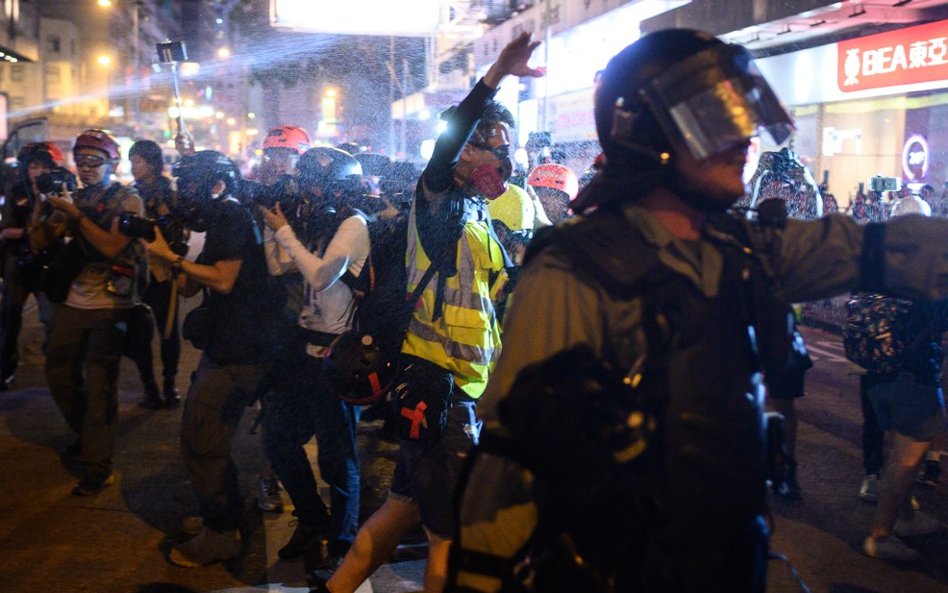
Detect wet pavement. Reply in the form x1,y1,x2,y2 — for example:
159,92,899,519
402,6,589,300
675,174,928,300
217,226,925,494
1,296,947,593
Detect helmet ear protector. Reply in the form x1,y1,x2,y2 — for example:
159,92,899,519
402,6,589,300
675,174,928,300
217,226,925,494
610,44,794,163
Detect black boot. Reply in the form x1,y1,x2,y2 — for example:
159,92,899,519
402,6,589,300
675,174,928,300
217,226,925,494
140,381,164,409
776,459,802,501
163,377,181,407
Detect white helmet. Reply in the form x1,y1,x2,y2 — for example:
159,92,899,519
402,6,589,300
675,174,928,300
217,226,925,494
890,195,931,218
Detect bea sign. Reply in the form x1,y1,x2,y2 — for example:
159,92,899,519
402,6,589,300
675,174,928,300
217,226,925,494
838,20,948,92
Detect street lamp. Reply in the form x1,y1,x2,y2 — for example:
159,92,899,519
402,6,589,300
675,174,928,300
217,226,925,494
97,54,113,68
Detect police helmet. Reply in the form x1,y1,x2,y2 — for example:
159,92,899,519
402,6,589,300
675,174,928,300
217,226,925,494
595,29,793,167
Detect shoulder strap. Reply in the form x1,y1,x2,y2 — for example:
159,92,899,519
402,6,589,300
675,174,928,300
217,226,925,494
526,209,660,299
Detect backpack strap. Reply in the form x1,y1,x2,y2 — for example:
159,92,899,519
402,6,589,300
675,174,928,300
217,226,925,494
525,208,661,300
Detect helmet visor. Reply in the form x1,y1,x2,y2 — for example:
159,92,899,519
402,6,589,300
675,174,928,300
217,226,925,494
642,45,794,161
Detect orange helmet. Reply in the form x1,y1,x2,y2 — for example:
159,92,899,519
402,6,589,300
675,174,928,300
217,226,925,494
263,125,311,154
528,163,579,201
17,142,64,168
74,129,121,160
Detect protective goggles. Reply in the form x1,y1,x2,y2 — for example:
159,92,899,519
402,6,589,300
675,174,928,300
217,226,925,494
626,44,794,162
75,155,107,169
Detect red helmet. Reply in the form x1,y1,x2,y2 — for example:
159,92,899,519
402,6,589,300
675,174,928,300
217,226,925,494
528,163,579,201
74,129,121,160
17,142,65,168
263,125,311,155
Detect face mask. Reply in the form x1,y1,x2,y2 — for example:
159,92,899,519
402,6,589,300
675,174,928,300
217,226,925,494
469,164,507,200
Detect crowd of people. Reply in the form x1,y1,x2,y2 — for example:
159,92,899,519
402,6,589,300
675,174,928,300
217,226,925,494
2,28,948,593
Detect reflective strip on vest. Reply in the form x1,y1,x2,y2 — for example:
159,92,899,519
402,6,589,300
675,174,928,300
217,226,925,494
402,201,505,398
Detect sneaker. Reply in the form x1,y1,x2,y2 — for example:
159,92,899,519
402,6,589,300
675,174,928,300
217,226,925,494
169,526,242,567
917,459,941,487
894,511,944,537
863,535,919,561
181,516,204,536
859,474,879,503
163,378,181,407
71,473,116,496
279,520,326,560
256,476,284,513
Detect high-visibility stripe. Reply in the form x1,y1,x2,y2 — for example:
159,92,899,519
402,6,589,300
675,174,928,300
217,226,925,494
402,200,504,398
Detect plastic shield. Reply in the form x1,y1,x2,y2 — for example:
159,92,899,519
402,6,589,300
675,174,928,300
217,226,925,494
642,45,794,162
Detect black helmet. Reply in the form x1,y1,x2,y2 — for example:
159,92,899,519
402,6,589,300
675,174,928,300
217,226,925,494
595,29,793,167
322,332,398,405
172,150,240,197
298,146,363,195
354,152,390,178
172,150,241,231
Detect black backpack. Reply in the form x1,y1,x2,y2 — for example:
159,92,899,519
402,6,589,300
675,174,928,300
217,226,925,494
323,209,413,404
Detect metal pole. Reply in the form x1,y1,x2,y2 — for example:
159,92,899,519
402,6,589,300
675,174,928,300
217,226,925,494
400,56,408,159
542,0,551,133
388,36,396,158
132,0,140,133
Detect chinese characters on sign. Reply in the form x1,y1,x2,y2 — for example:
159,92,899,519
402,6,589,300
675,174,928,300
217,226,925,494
839,20,948,92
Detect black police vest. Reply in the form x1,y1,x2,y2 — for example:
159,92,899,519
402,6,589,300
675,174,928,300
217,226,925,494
530,208,769,523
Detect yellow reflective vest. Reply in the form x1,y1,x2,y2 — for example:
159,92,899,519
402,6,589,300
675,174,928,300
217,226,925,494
402,200,507,398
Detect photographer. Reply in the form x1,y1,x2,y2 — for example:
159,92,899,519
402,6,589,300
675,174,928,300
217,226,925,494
125,139,188,408
259,146,368,569
0,142,68,389
240,124,312,515
44,129,145,497
144,150,281,567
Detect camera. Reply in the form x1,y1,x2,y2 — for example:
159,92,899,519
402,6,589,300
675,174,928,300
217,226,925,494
242,176,305,216
867,176,901,193
36,167,78,195
118,213,188,256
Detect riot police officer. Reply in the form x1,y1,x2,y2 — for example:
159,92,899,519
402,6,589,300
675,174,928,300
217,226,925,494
479,29,948,593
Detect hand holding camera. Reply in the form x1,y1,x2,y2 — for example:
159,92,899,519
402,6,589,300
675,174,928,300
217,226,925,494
46,187,79,221
141,224,176,262
120,213,188,256
259,202,290,232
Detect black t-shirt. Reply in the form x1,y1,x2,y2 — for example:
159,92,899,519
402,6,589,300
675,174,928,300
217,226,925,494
199,197,281,364
1,183,34,259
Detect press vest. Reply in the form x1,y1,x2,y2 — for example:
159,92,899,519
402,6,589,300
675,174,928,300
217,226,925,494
401,199,506,398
